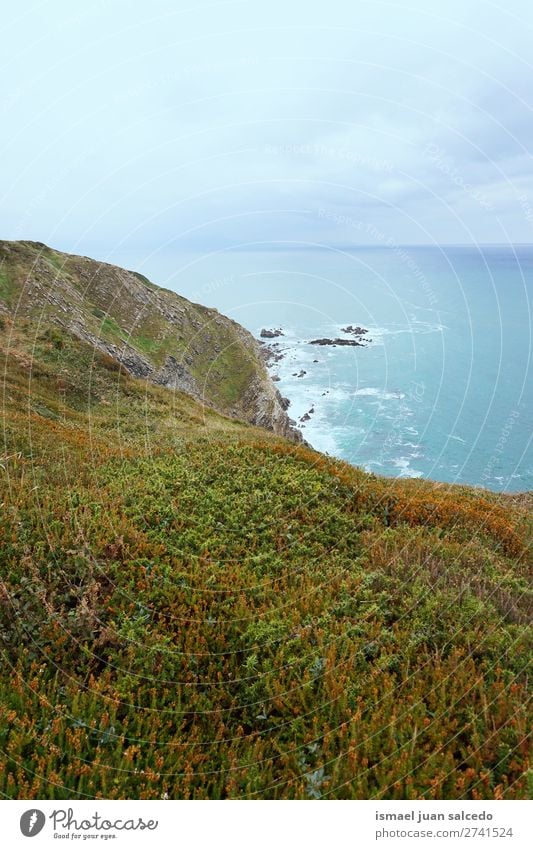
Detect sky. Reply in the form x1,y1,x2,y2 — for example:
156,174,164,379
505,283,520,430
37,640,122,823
1,0,533,270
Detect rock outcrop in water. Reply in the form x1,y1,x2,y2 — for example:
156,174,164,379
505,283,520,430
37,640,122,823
260,327,284,338
309,337,366,347
308,325,371,347
341,325,368,336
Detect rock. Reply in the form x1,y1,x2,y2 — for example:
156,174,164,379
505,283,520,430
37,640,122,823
299,405,315,423
292,369,307,378
309,338,365,347
156,356,201,397
260,328,284,338
240,379,300,442
261,345,285,366
341,325,368,336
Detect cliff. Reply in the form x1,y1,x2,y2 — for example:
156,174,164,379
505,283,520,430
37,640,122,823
0,240,299,440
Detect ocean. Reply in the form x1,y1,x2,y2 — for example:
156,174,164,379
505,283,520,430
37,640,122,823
140,244,532,492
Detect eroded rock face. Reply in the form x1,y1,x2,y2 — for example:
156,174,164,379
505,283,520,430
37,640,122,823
156,357,202,398
238,374,301,441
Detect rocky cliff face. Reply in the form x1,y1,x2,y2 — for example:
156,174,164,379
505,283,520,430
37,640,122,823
0,240,300,441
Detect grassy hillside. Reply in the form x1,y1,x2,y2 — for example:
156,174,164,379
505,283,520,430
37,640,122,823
0,258,531,800
0,240,297,439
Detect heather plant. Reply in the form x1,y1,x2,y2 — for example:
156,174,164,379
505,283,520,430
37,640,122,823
0,309,531,800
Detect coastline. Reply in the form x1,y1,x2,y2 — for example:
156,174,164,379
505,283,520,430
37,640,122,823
254,323,532,493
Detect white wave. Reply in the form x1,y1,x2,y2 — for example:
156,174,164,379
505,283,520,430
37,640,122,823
353,387,405,401
392,457,424,479
364,462,382,473
364,322,448,342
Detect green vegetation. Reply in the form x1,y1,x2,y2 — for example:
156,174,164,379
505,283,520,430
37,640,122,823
132,333,163,355
129,270,160,291
0,270,17,306
100,315,124,341
0,247,531,801
42,247,70,273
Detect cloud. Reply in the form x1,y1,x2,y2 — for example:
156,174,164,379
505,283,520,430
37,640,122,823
0,0,532,257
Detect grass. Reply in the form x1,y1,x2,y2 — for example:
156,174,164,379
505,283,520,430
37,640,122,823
129,270,160,292
0,270,17,306
42,248,70,274
99,315,123,340
133,333,163,355
200,344,257,407
0,316,530,800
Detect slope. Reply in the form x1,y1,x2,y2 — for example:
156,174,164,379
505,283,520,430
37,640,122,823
0,240,297,440
0,249,531,800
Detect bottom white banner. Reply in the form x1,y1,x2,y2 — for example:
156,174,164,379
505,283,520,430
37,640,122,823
1,799,531,848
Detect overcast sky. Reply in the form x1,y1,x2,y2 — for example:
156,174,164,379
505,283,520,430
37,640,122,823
1,0,533,264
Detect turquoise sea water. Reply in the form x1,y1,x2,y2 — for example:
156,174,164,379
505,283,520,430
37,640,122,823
146,245,532,492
